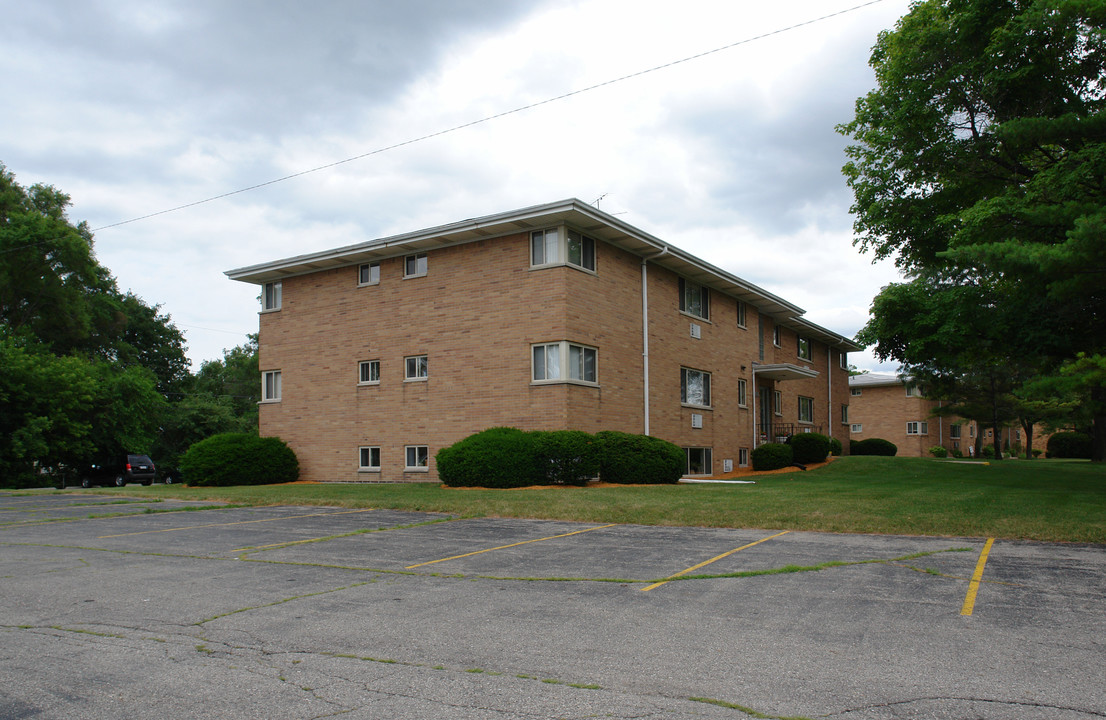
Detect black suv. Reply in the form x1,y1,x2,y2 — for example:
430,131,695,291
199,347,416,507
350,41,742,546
77,454,156,488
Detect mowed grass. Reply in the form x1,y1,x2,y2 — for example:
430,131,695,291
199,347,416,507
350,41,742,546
73,456,1106,543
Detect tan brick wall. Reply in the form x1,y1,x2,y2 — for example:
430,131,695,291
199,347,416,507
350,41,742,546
257,230,852,481
846,383,980,458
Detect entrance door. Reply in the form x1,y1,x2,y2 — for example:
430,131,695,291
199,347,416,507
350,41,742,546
758,385,771,445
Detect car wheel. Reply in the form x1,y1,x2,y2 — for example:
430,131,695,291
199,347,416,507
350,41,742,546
114,475,126,487
81,478,92,489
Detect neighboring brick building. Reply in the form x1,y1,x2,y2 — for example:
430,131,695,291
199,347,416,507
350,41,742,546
227,199,860,482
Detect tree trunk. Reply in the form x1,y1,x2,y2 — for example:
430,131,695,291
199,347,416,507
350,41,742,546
1021,418,1034,460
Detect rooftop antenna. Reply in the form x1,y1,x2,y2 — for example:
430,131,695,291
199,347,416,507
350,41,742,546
593,193,608,209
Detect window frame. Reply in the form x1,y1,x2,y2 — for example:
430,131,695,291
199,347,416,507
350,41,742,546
797,336,812,362
405,445,429,472
678,278,710,321
773,390,783,416
531,341,598,385
680,367,712,408
358,262,380,286
738,447,750,467
851,388,862,396
851,423,863,434
798,395,814,424
530,227,597,272
906,421,929,435
841,404,849,424
359,360,380,385
685,447,713,476
404,355,428,381
403,253,428,279
261,281,282,312
950,424,962,439
261,370,282,402
737,378,748,408
772,325,782,347
736,300,747,329
358,446,381,472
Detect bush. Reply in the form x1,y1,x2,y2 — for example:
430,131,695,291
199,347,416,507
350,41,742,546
531,430,600,486
829,437,843,457
436,427,541,488
952,448,964,458
1046,432,1093,459
851,438,898,456
595,431,684,484
751,442,793,471
930,445,948,458
981,445,996,459
788,433,831,464
179,433,298,486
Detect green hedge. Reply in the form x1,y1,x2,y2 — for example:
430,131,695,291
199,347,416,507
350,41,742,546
751,442,793,471
1046,432,1092,459
179,433,298,486
789,432,831,464
436,427,542,488
851,438,898,456
595,431,684,484
437,428,684,487
829,437,843,457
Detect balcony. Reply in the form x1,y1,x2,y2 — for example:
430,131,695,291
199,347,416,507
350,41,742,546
757,423,823,445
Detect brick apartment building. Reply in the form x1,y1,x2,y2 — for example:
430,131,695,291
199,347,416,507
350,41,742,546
227,199,861,482
846,374,980,457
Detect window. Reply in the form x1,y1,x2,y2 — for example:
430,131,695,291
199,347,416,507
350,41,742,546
405,445,429,471
358,263,380,286
851,424,863,433
358,447,380,472
678,278,710,320
530,228,596,271
532,342,597,383
774,390,782,416
798,396,814,423
772,325,782,347
738,379,748,407
841,404,849,424
262,282,282,311
907,421,929,435
840,352,848,370
851,388,862,396
359,360,380,385
405,355,428,380
970,425,976,437
404,253,427,278
680,367,712,407
905,384,923,397
736,300,747,328
685,447,713,475
798,336,812,361
738,448,750,467
950,424,962,439
262,370,281,402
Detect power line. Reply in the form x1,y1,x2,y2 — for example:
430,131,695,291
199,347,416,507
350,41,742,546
90,0,889,233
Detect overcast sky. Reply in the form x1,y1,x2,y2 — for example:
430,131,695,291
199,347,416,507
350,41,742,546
2,0,912,371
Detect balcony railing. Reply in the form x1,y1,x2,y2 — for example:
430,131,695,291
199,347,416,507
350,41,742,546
757,423,823,445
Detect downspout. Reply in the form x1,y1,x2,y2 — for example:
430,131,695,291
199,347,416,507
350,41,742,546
827,347,833,441
641,247,668,435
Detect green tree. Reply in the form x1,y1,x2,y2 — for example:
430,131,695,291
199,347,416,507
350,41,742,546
193,334,260,429
839,0,1106,461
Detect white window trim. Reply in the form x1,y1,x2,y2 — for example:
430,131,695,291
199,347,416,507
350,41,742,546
736,300,747,329
261,370,281,403
531,341,599,386
906,421,929,435
403,253,428,279
358,360,380,386
358,446,381,472
404,445,429,472
797,336,813,362
851,388,862,396
798,395,814,424
680,367,712,409
261,281,282,312
404,355,428,381
950,424,962,439
841,404,849,424
684,447,713,476
358,262,380,287
851,424,863,433
529,227,597,273
772,325,782,348
774,390,783,416
678,278,710,322
738,448,750,467
737,378,748,408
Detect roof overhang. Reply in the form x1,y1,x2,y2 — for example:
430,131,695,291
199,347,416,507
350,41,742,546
752,363,820,382
785,316,865,354
225,198,807,318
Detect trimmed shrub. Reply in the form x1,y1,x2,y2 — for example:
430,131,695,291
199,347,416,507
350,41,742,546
596,431,684,484
789,432,831,464
436,427,541,488
531,430,600,486
1047,432,1093,459
751,442,793,471
851,438,898,456
829,437,843,457
981,445,996,459
930,445,949,458
952,448,964,458
179,433,298,486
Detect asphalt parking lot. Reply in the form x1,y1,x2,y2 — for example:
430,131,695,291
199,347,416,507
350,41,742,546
1,492,1103,720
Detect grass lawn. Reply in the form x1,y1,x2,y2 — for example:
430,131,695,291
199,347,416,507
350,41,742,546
66,456,1106,543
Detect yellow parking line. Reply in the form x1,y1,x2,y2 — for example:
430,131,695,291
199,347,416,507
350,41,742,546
405,524,617,569
641,530,791,591
960,537,995,616
97,509,376,538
